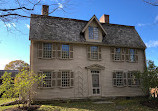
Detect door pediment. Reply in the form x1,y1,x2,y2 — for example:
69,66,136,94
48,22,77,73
85,64,105,70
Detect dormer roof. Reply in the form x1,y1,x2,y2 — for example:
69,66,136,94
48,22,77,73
81,15,107,36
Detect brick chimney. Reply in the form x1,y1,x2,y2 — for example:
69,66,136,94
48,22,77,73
99,14,109,23
42,5,49,15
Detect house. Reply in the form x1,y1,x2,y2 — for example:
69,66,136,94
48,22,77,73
29,5,146,100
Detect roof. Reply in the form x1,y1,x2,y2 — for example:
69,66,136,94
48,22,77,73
0,70,19,78
29,14,146,49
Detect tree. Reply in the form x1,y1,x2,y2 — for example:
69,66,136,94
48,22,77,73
137,60,158,95
4,60,29,71
0,72,14,98
14,70,43,107
143,0,158,6
0,0,71,29
0,69,44,108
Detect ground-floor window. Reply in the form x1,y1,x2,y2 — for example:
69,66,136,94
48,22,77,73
113,71,126,87
127,71,140,87
38,70,74,88
112,71,140,87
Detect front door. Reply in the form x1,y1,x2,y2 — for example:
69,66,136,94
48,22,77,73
91,70,100,95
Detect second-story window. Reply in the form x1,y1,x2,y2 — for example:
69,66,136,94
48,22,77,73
89,26,99,40
43,43,52,58
62,45,69,59
115,48,121,61
87,46,101,60
111,47,125,61
91,46,98,59
129,49,135,62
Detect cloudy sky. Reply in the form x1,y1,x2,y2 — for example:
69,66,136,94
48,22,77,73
0,0,158,69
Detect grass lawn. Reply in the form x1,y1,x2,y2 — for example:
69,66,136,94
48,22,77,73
0,98,18,111
0,97,157,111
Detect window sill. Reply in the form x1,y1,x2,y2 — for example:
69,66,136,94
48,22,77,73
128,85,140,87
113,86,126,88
38,87,74,89
88,59,102,61
38,58,54,60
128,61,138,63
59,58,73,60
60,87,74,89
37,87,55,89
113,60,124,62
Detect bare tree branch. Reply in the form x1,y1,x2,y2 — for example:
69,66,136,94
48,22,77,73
143,0,158,6
0,0,72,32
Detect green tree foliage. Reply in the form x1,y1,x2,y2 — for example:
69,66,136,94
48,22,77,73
0,72,14,98
4,60,29,71
14,70,43,107
0,70,44,107
138,60,158,95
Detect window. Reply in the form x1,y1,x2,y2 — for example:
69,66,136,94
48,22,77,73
60,71,74,88
89,26,93,39
112,71,140,87
91,46,98,59
125,48,138,62
43,72,52,87
113,71,126,87
115,48,121,61
127,71,140,87
88,26,99,40
43,43,52,58
62,45,69,59
129,49,135,62
87,46,101,60
111,47,125,61
62,71,70,87
39,70,74,88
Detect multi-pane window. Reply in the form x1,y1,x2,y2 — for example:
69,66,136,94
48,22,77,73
62,45,70,59
38,42,73,59
93,27,99,40
115,48,121,61
43,72,52,87
113,71,126,87
88,26,99,40
89,26,93,39
112,71,140,87
62,71,70,87
43,43,52,58
39,70,74,88
111,47,125,61
111,47,138,62
127,71,140,87
91,46,98,59
129,49,135,62
87,46,101,60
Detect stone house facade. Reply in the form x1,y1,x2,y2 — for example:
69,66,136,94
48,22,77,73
29,5,146,100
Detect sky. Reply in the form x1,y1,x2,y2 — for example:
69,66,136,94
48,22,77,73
0,0,158,69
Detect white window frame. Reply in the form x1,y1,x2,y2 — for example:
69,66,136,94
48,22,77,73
43,43,52,58
88,26,99,40
113,71,126,87
42,71,52,88
61,44,70,59
127,71,140,87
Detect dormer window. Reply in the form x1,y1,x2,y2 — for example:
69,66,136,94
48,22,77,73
88,26,99,40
